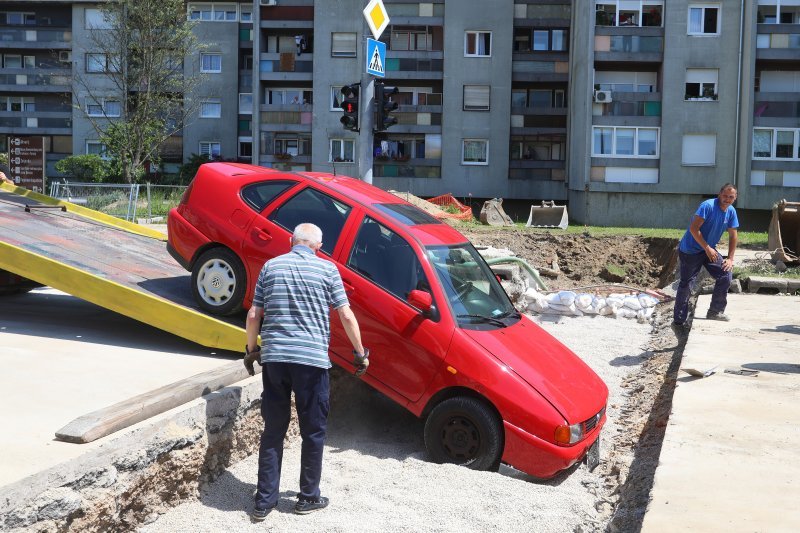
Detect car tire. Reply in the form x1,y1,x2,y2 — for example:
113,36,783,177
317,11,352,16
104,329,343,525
191,248,246,315
424,396,503,472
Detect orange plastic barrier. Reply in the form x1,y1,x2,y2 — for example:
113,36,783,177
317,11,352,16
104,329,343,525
427,193,474,221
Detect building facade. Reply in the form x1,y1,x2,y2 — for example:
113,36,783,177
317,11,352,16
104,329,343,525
1,1,798,227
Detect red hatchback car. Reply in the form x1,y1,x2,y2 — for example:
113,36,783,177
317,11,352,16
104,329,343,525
168,163,608,478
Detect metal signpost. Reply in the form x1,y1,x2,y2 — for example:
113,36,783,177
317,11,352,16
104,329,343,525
7,136,46,193
356,0,390,184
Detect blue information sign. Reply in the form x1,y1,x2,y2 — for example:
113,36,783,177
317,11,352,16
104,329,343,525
366,38,386,78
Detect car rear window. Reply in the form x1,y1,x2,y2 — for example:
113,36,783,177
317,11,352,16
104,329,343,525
373,203,442,226
241,180,297,212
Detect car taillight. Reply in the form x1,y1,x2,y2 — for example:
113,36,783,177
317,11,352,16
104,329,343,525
180,180,194,205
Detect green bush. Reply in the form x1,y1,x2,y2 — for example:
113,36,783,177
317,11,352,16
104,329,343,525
178,153,210,184
55,155,110,182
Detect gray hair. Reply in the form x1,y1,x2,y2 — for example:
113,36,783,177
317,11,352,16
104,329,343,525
292,223,323,246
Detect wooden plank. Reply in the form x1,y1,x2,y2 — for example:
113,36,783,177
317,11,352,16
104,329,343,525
55,360,261,444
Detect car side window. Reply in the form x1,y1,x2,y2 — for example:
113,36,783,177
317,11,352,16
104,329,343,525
267,187,351,255
241,180,296,212
347,217,430,301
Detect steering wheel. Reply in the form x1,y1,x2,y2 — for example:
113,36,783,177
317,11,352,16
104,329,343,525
451,280,473,302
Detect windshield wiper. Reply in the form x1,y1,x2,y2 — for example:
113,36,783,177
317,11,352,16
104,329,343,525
494,310,521,320
456,314,508,327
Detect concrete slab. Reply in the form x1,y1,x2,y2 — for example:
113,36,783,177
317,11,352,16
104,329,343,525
643,293,800,533
0,287,238,486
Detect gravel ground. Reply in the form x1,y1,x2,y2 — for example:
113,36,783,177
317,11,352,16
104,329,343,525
140,313,658,533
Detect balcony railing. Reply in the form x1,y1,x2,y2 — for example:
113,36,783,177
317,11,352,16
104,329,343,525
385,58,443,72
754,100,800,118
0,72,70,87
0,27,71,44
259,55,313,73
756,32,800,49
374,161,441,178
0,115,71,129
259,110,313,126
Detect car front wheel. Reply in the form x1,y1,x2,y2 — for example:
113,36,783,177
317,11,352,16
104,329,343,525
424,396,503,472
191,248,246,315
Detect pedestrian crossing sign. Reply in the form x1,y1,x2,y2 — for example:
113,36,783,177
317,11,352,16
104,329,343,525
366,38,386,78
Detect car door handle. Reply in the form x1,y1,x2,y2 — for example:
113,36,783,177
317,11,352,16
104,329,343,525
342,280,355,294
256,228,272,242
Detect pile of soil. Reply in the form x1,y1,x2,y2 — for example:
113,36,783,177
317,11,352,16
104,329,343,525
459,226,678,291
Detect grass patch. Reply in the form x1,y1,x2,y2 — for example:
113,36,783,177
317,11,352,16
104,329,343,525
734,265,800,280
605,263,627,277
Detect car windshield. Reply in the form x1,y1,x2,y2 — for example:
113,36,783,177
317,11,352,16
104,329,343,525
426,243,518,327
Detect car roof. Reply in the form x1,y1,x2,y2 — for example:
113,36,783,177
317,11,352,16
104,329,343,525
202,163,470,247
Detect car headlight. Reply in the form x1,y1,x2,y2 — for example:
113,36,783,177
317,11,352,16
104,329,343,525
554,422,584,445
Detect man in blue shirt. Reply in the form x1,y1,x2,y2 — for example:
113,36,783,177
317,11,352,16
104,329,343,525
673,184,739,331
244,223,367,520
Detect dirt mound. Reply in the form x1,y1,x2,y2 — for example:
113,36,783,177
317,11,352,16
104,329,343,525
460,227,678,291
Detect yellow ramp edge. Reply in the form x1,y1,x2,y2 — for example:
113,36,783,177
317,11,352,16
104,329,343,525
0,242,244,352
0,181,167,241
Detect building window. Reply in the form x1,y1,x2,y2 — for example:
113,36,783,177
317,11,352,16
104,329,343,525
200,98,222,118
331,86,343,110
685,68,718,100
529,28,569,51
85,8,111,29
238,136,253,158
511,135,565,161
463,85,490,111
465,31,491,57
199,141,221,159
681,134,717,165
200,53,222,73
595,1,664,27
592,126,660,157
2,96,35,112
688,4,720,35
266,89,310,105
331,33,357,57
753,128,800,160
86,141,108,158
187,3,238,22
330,139,355,162
86,98,120,117
462,139,489,165
3,55,22,69
238,93,252,114
388,26,437,52
240,5,252,22
86,53,110,73
3,12,36,25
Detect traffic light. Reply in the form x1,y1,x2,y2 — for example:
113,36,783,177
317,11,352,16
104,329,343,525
340,83,360,132
375,81,398,132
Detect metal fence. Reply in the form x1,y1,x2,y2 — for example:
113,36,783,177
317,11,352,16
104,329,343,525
48,181,187,223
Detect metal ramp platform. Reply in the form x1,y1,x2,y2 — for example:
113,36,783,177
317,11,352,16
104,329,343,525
0,182,245,351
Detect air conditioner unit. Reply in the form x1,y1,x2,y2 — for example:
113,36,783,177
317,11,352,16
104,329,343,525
593,90,612,103
260,0,277,6
58,51,72,63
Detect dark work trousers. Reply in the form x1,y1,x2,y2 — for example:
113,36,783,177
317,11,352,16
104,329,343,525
255,362,330,510
673,250,732,324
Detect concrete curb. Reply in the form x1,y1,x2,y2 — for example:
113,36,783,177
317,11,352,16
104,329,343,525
0,376,265,532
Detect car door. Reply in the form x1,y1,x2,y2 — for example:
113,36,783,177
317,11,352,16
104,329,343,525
329,213,453,404
240,184,354,306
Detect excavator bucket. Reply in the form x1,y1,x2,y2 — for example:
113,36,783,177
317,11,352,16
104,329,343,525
480,198,514,226
526,201,568,229
768,200,800,264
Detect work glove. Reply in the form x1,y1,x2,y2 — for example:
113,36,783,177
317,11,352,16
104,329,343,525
244,345,261,376
352,348,370,377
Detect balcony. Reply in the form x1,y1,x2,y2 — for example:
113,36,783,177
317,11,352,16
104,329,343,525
511,105,567,117
380,106,442,134
594,29,663,63
259,106,312,132
373,160,442,179
0,111,72,134
510,114,567,135
385,58,443,79
756,30,800,61
259,54,312,80
0,27,71,48
754,94,800,127
511,60,569,83
0,69,71,92
592,92,662,123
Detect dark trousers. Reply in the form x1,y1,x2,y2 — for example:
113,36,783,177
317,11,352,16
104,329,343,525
673,250,732,324
255,362,330,509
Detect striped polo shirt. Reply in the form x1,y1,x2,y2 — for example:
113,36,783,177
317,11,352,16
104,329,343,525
253,245,348,369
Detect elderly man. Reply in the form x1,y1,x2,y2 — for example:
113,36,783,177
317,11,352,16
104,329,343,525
672,183,739,332
244,223,367,520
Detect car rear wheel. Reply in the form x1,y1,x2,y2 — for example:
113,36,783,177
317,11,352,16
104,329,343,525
191,248,246,315
424,396,502,472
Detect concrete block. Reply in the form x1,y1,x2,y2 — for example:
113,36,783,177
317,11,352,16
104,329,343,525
746,276,788,294
786,279,800,294
729,279,742,293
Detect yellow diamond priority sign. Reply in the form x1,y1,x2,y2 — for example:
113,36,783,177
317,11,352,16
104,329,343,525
363,0,390,40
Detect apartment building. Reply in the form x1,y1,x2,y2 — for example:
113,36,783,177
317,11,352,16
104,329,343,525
2,1,798,227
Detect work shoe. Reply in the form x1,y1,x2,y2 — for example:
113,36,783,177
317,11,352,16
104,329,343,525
295,496,329,515
706,310,730,322
671,321,689,335
250,505,274,521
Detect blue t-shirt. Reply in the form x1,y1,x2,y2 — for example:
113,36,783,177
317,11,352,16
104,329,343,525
679,198,739,254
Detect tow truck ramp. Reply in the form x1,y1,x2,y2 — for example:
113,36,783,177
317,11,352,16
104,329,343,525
0,182,244,352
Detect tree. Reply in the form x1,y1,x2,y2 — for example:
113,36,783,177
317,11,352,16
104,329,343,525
54,155,110,182
74,0,204,184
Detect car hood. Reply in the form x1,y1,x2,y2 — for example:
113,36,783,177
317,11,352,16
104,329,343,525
462,316,608,421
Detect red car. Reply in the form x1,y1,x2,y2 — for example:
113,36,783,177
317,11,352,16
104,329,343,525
168,162,608,478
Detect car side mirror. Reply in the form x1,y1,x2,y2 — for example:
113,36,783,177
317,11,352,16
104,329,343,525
407,289,433,316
